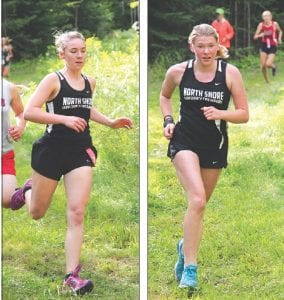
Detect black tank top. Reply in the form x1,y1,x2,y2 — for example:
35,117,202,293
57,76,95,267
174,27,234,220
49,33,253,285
44,71,93,147
173,59,231,150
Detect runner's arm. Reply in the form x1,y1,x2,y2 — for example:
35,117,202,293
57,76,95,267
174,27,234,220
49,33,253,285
160,65,181,119
254,23,263,40
202,65,249,124
24,74,87,133
160,65,182,139
90,107,133,129
9,83,26,141
7,45,13,61
275,22,283,43
88,76,132,129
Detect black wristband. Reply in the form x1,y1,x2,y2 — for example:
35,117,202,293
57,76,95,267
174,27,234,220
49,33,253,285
163,116,174,128
163,115,173,121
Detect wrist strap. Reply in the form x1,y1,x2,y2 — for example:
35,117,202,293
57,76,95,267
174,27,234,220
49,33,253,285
163,115,173,121
163,115,175,128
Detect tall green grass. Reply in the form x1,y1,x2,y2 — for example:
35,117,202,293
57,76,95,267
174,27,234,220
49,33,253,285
148,54,284,299
3,29,139,299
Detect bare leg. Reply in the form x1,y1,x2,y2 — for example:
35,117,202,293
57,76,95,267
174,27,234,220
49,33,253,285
173,151,221,265
260,52,269,83
2,174,17,208
64,166,92,273
201,168,222,202
2,66,10,77
25,170,58,219
266,53,276,71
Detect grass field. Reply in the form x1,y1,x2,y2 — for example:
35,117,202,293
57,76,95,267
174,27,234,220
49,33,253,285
2,30,139,299
148,55,284,299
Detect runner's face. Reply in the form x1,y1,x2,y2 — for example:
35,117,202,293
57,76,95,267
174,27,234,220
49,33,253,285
61,38,87,70
262,13,272,23
191,36,219,64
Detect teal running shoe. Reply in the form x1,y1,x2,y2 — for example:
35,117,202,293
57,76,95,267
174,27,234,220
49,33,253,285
174,238,184,281
179,264,198,290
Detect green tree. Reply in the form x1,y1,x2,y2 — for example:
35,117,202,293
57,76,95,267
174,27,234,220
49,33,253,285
77,1,114,37
2,0,73,59
2,0,135,59
148,0,284,61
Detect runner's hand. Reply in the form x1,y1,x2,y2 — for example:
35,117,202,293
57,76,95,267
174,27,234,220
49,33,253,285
64,116,87,132
201,106,222,120
8,125,25,142
164,123,175,140
110,117,133,129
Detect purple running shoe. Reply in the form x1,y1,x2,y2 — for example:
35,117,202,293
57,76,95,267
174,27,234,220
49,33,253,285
63,265,94,295
10,178,32,210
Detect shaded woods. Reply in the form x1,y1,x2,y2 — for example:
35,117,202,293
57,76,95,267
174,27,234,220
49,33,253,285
2,0,138,59
149,0,284,60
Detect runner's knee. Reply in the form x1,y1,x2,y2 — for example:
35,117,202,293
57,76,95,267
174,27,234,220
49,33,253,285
188,193,206,213
2,198,11,208
30,207,46,220
2,191,13,208
67,206,85,226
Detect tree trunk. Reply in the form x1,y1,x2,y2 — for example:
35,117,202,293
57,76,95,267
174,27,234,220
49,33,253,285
243,0,246,48
247,1,251,51
234,0,238,49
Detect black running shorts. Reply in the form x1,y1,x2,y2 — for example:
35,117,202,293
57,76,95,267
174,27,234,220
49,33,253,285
260,43,277,55
31,136,97,181
167,141,228,169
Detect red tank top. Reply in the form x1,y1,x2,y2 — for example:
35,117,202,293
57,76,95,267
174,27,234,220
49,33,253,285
261,22,277,48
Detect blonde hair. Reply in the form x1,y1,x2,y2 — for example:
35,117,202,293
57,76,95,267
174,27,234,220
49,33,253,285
2,36,12,46
54,31,85,52
188,24,229,59
262,10,272,18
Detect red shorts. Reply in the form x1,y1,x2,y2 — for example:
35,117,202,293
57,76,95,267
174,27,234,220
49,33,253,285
2,150,16,175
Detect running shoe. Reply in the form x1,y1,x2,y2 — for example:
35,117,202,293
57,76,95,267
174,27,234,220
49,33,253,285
174,238,184,282
63,265,94,295
179,264,198,290
272,66,277,76
10,178,32,210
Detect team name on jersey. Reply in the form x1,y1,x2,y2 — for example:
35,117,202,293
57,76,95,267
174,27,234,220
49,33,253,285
183,88,224,104
62,97,92,110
